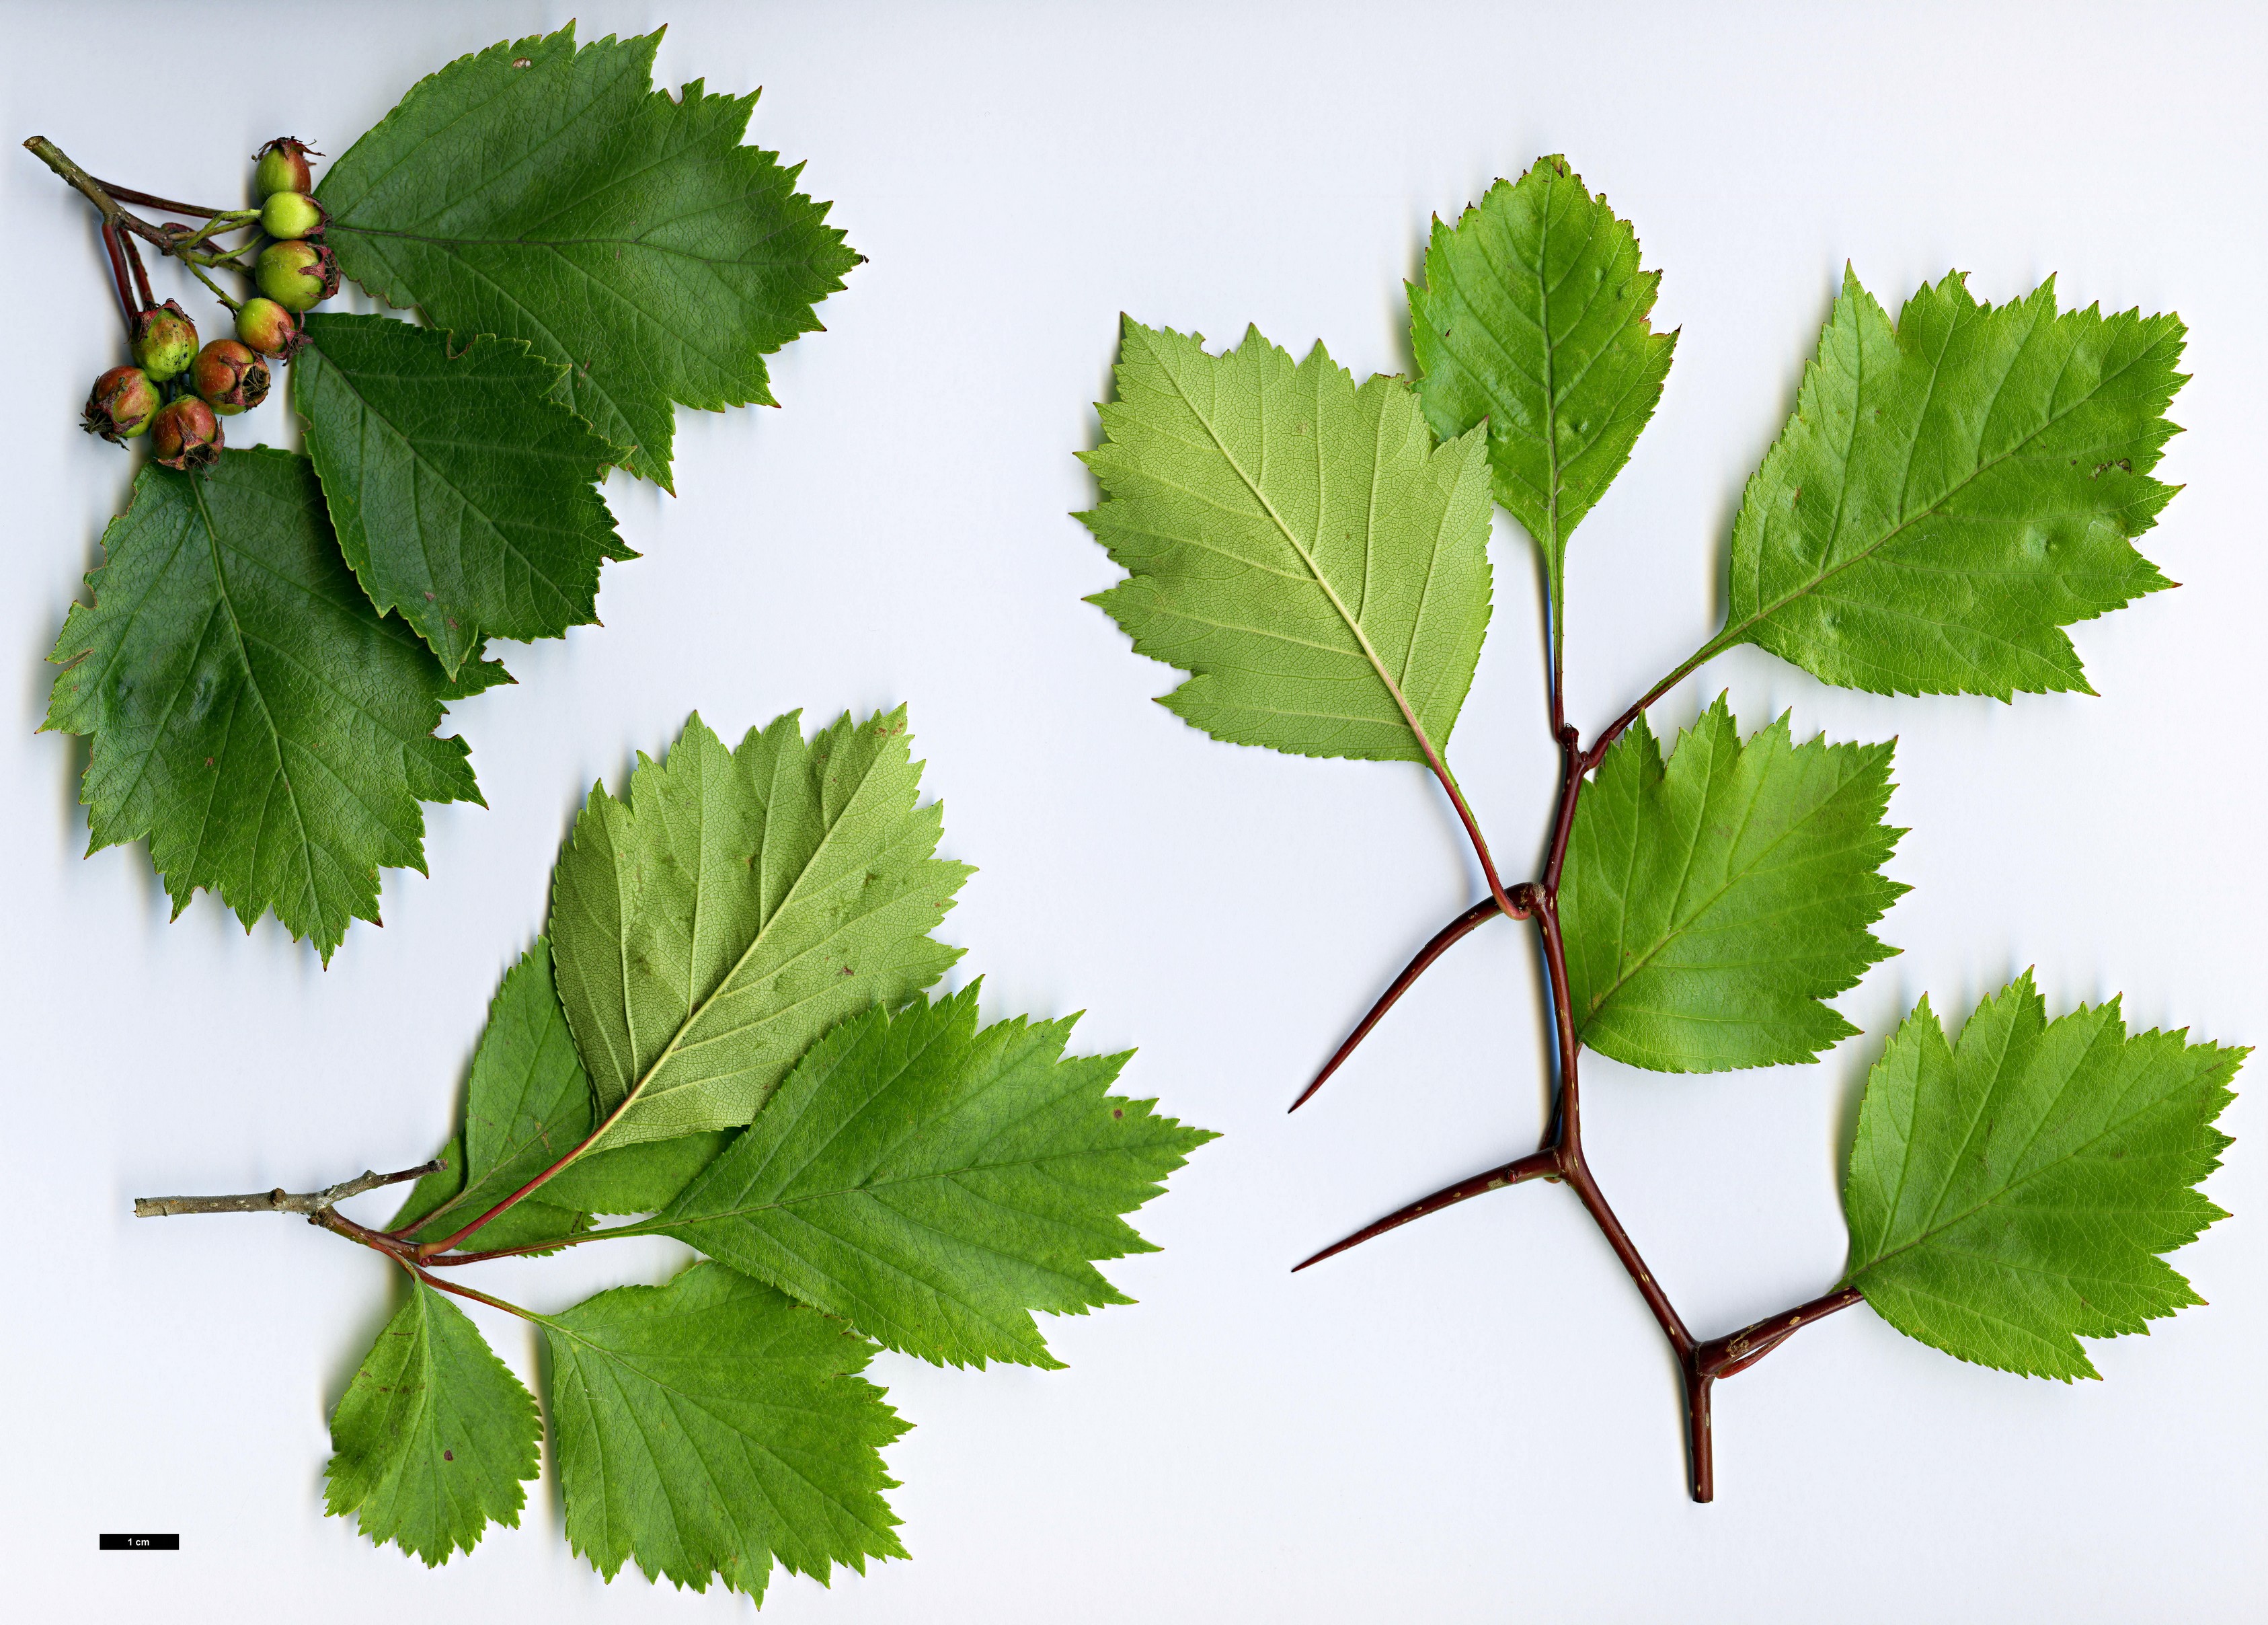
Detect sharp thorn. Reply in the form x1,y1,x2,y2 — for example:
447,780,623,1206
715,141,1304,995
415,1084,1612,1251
1290,1147,1559,1272
1288,896,1504,1112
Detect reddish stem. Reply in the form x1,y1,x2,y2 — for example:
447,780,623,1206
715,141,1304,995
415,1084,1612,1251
118,229,153,309
90,178,231,217
99,222,134,334
1290,609,1863,1501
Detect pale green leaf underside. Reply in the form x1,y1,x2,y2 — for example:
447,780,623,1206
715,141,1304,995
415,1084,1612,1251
1411,154,1675,604
1079,319,1493,763
1842,974,2239,1379
319,24,858,490
324,1280,540,1564
1726,270,2183,698
549,708,971,1147
1562,696,1906,1072
543,1262,907,1599
296,312,629,676
654,983,1217,1369
42,451,494,960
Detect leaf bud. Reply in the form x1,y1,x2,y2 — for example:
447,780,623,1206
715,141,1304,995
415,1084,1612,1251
259,190,327,241
130,299,199,382
235,297,304,358
150,396,223,471
256,240,340,312
82,365,160,442
252,137,317,198
190,340,270,415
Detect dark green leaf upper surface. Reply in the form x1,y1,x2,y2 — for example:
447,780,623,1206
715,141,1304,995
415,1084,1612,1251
319,25,858,489
324,1279,540,1564
1411,155,1675,613
1079,320,1494,763
549,709,971,1146
391,940,595,1252
1842,974,2240,1379
542,1131,732,1216
543,1263,906,1599
1725,270,2183,697
44,451,495,960
296,313,629,675
1561,697,1906,1072
654,983,1216,1369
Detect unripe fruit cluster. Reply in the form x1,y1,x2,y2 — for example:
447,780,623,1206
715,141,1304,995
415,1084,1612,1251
81,138,330,469
251,137,335,312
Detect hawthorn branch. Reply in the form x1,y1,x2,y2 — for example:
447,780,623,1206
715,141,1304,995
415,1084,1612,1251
1696,1287,1865,1378
133,1160,442,1219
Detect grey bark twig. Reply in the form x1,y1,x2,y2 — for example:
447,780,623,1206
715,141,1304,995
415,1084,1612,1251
134,1161,443,1219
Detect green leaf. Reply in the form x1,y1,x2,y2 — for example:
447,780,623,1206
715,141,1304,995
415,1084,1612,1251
549,708,972,1147
1842,974,2240,1378
1410,155,1675,622
1078,320,1494,763
324,1279,540,1564
1561,696,1906,1072
393,940,596,1252
318,24,858,490
43,451,496,961
653,983,1216,1369
542,1131,732,1216
295,312,629,677
543,1262,906,1599
1723,270,2183,697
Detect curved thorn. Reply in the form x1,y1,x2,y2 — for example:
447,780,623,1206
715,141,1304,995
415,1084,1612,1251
1289,895,1507,1112
1290,1147,1560,1271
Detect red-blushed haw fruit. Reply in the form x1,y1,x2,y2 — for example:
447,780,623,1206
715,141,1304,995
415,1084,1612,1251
256,240,339,312
190,340,270,415
150,396,222,471
252,137,317,198
235,297,303,358
259,190,325,241
82,365,160,443
130,300,199,382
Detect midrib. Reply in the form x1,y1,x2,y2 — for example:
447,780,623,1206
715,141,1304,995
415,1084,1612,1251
1172,349,1439,757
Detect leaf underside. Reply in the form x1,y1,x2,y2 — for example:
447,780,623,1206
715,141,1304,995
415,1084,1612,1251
1561,697,1906,1073
1727,270,2183,698
658,983,1216,1369
1078,319,1494,763
295,312,630,676
548,707,972,1146
318,24,859,490
1842,974,2240,1379
324,1279,541,1564
1411,154,1675,607
43,451,497,960
543,1262,908,1599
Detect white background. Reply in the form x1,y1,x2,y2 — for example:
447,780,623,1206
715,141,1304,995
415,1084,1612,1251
3,2,2263,1619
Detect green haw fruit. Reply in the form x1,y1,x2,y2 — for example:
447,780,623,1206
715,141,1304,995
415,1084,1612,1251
235,297,302,358
130,300,198,382
252,137,316,198
190,340,270,415
255,240,339,312
149,396,221,471
259,190,325,240
82,365,160,442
